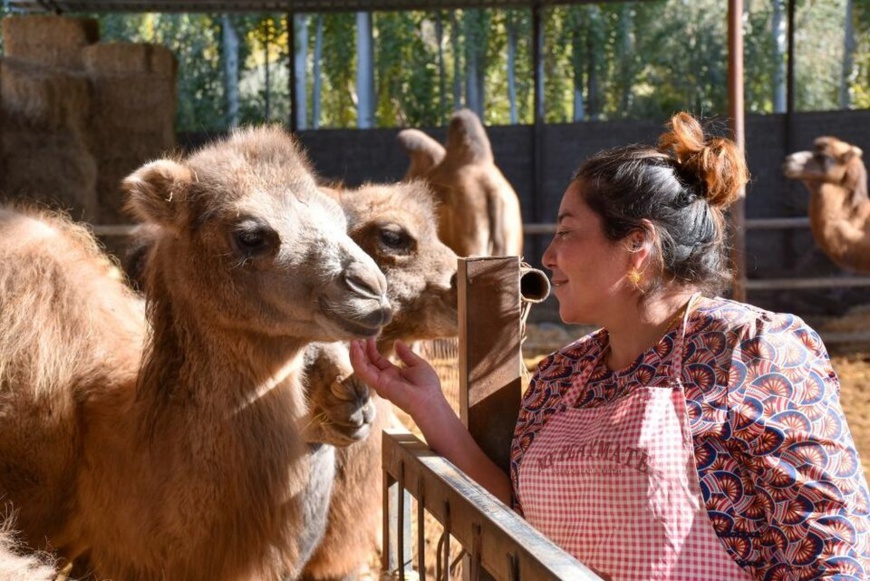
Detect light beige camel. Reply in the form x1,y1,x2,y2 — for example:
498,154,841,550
300,181,458,580
399,108,524,258
0,126,394,580
115,180,457,580
783,136,870,272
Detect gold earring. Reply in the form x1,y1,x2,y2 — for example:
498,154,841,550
627,267,642,286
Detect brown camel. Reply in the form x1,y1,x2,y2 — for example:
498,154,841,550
0,126,394,580
300,181,458,580
399,108,524,258
783,136,870,272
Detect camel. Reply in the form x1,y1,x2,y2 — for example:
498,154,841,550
116,178,459,579
783,136,870,272
0,125,394,580
398,108,524,258
300,181,458,580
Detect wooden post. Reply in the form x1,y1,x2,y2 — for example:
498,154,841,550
458,256,525,476
458,256,524,581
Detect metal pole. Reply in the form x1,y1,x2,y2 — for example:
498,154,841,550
532,2,544,265
728,0,746,302
287,11,298,133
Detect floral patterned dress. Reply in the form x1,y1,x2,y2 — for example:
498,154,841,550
511,296,870,580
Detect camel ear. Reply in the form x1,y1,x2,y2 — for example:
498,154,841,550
123,159,193,229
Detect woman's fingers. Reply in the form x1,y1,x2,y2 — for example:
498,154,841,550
364,336,393,370
395,340,424,367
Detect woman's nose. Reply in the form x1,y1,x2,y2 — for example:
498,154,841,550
541,238,556,270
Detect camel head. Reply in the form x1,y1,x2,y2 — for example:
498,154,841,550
396,129,446,181
783,136,869,211
330,181,458,349
444,108,494,165
122,125,392,344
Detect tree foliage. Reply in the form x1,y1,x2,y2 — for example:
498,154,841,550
0,0,866,131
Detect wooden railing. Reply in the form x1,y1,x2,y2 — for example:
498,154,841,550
382,429,601,581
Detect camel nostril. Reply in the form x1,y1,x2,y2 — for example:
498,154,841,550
343,263,386,300
449,272,458,291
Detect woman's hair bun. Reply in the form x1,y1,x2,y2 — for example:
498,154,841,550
657,112,749,209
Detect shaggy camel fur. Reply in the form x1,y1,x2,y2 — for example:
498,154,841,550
398,108,524,258
300,181,458,580
0,126,394,580
783,136,870,272
0,515,56,581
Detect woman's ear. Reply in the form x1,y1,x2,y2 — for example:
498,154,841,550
625,225,652,266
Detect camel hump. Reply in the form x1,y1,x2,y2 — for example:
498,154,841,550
0,206,61,247
445,108,493,164
397,129,446,180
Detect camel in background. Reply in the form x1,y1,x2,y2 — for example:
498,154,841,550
397,108,524,258
783,136,870,273
0,126,393,580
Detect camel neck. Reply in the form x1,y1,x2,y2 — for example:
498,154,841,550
139,294,307,415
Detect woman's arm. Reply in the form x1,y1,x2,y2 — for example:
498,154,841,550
350,338,512,503
727,319,870,579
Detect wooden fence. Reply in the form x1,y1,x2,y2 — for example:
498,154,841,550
380,257,601,581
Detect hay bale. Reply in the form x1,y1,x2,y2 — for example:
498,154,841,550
82,43,178,223
94,157,152,224
0,58,91,131
88,76,176,135
2,15,99,70
0,116,99,220
82,43,177,78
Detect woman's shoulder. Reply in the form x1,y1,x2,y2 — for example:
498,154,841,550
532,329,605,379
692,296,825,355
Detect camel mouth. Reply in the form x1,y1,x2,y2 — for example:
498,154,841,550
318,297,393,339
782,151,813,179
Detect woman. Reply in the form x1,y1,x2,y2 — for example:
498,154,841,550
350,112,870,580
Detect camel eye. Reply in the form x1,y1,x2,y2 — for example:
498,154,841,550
380,227,409,250
232,220,276,257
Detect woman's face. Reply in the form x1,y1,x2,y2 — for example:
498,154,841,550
541,180,633,326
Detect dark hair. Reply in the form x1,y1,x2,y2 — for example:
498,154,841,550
573,112,749,294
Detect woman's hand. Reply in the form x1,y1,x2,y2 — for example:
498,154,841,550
351,336,512,503
349,337,444,420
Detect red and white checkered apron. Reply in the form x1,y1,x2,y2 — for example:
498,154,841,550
517,297,750,580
